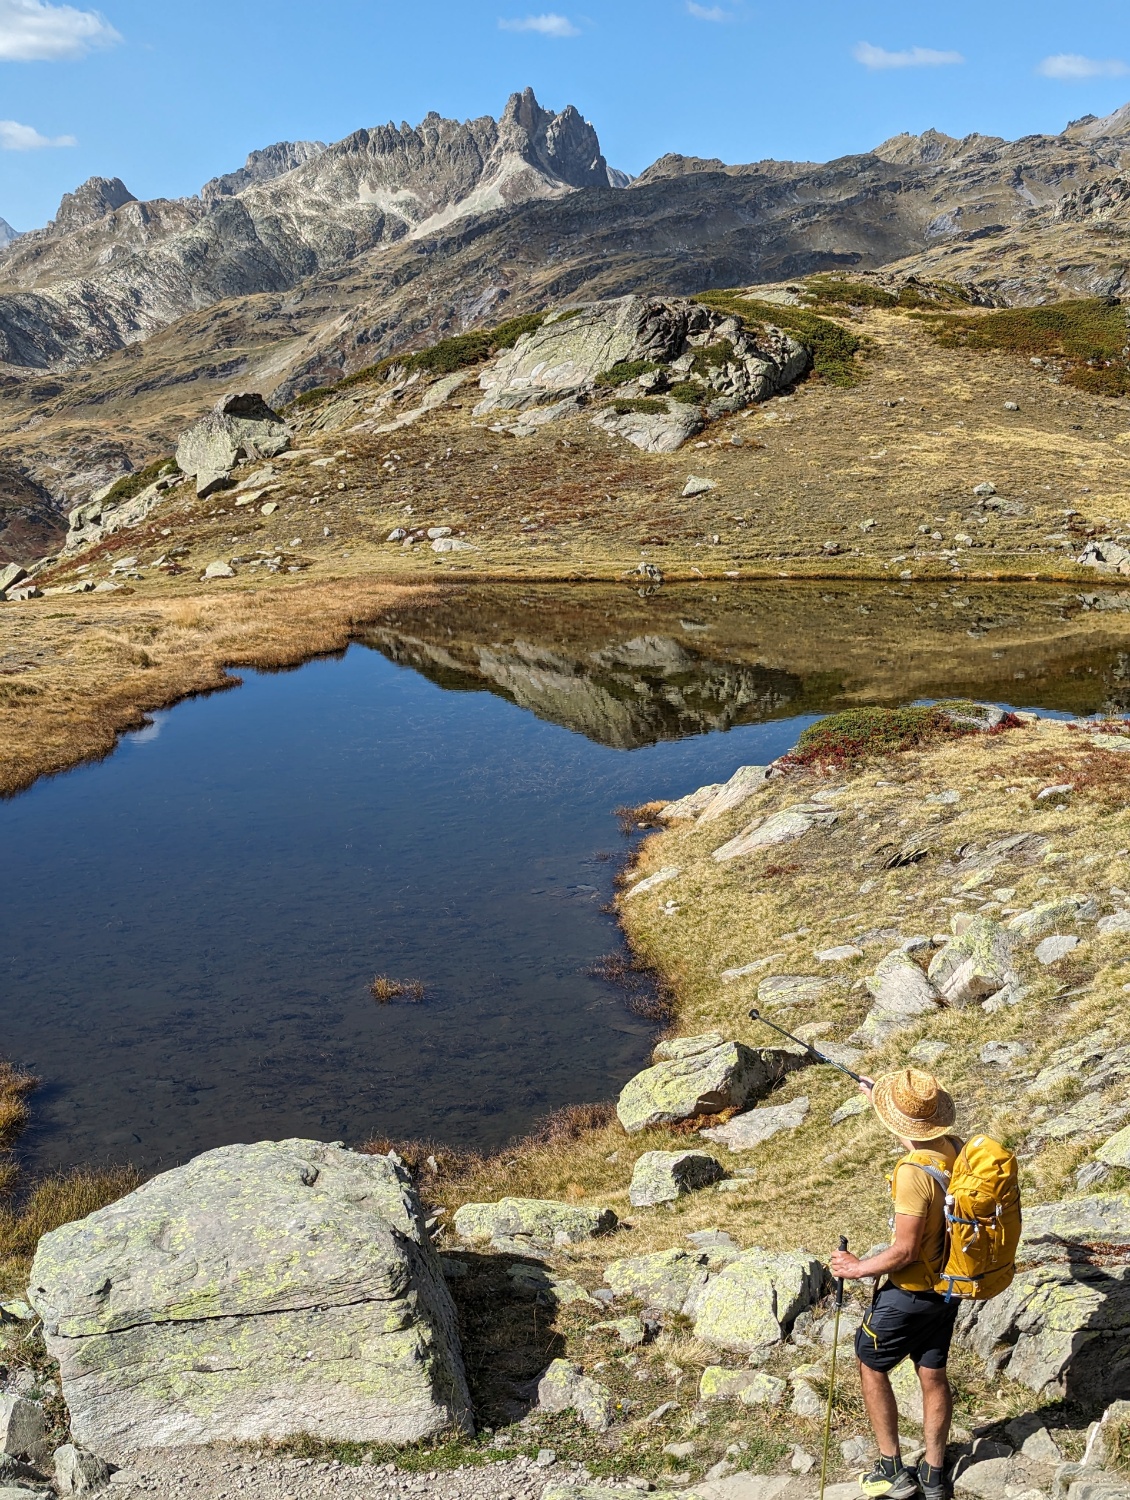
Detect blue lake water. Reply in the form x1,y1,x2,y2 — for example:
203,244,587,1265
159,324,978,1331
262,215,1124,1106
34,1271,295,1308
0,583,1123,1175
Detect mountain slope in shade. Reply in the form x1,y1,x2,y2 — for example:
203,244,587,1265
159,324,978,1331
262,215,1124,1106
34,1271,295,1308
0,217,20,249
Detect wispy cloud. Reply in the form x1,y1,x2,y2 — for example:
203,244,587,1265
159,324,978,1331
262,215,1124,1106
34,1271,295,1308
687,2,734,20
1037,53,1129,80
854,41,965,70
0,0,120,61
498,13,580,37
0,118,75,148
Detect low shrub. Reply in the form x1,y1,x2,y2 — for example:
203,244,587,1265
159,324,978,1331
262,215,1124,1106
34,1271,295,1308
784,702,1015,766
99,457,177,509
668,381,711,405
690,339,736,375
288,311,548,411
921,297,1130,396
803,276,898,311
594,360,663,388
694,289,867,387
610,397,669,415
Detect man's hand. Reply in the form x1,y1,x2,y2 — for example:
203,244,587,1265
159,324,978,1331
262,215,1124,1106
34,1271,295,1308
831,1249,865,1279
858,1076,874,1099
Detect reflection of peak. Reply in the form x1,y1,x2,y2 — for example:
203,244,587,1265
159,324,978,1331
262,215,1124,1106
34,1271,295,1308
365,628,802,750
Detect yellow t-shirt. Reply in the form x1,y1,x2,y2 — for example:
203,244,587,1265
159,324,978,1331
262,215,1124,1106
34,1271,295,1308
888,1136,961,1293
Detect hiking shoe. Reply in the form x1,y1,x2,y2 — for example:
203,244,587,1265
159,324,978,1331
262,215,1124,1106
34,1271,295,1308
916,1462,948,1500
859,1461,921,1499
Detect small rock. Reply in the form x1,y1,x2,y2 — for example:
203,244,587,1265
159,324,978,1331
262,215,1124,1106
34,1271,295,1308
1034,934,1079,965
644,1399,678,1424
1097,910,1130,936
816,945,863,963
0,1395,46,1466
683,476,717,497
791,1447,818,1473
1096,1122,1130,1169
1036,784,1074,801
604,1248,710,1314
260,501,278,515
979,1040,1030,1067
842,1435,873,1465
830,1095,869,1125
699,1367,786,1406
54,1445,110,1496
973,482,997,498
202,560,235,579
791,1380,824,1418
387,528,407,541
757,975,830,1007
454,1198,616,1245
629,1150,725,1207
701,1095,810,1152
536,1449,557,1467
663,1442,696,1459
909,1040,950,1064
427,527,452,539
593,1315,647,1348
536,1359,615,1431
704,1460,735,1481
431,538,477,553
1004,402,1020,412
1003,1415,1062,1464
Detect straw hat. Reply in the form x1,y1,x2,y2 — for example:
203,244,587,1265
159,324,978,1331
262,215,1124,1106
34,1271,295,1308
871,1067,956,1141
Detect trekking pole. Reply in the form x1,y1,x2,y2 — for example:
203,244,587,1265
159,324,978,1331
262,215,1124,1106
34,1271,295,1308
819,1235,849,1500
748,1008,866,1084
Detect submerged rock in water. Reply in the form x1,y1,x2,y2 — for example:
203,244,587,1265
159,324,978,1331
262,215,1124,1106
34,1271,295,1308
28,1140,471,1459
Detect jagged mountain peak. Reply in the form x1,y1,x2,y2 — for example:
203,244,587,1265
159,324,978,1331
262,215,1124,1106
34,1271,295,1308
201,140,327,203
0,217,19,249
872,128,1007,166
52,176,137,234
1066,101,1130,141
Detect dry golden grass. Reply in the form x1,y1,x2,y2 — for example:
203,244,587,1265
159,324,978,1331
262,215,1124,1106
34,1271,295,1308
0,578,430,797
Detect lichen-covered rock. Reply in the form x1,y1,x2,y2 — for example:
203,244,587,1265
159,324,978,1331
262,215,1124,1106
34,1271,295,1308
659,782,724,822
756,975,831,1007
1097,1124,1130,1168
958,1194,1130,1403
695,765,772,825
700,1095,810,1152
27,1140,471,1460
712,809,816,862
693,1249,824,1353
0,1394,46,1465
928,916,1016,1007
616,1033,801,1133
175,393,290,496
452,1197,617,1245
1007,896,1097,939
699,1366,786,1405
1028,1093,1130,1147
54,1444,110,1496
536,1359,616,1430
603,1248,710,1314
629,1150,725,1207
851,950,941,1047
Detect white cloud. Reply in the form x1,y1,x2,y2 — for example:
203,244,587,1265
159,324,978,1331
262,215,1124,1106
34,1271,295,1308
0,0,120,62
498,13,580,37
687,2,733,19
0,117,75,147
853,41,965,70
1037,53,1129,80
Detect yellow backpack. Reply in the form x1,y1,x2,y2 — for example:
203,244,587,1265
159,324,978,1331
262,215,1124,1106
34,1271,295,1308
905,1135,1022,1301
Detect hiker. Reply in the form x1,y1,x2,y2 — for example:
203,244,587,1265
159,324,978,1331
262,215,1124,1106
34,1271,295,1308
830,1068,962,1500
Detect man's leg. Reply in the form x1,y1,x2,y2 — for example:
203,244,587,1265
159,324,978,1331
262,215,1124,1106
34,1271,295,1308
917,1363,953,1470
859,1362,901,1459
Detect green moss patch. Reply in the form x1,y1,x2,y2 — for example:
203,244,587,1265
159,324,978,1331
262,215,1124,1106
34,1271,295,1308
100,458,176,508
595,360,664,389
668,381,711,405
921,297,1130,396
694,290,867,387
611,397,669,415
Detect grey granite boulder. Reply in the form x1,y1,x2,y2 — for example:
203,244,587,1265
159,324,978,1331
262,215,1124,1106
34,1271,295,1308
536,1359,615,1430
629,1149,725,1206
616,1033,804,1133
27,1140,471,1460
851,950,942,1047
603,1248,710,1313
590,403,704,453
0,1394,46,1465
928,916,1016,1007
176,393,290,497
700,1095,810,1152
54,1444,110,1496
693,1248,824,1353
452,1197,617,1246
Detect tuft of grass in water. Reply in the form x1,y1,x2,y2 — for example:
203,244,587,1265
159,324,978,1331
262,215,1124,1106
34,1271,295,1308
590,950,676,1025
920,297,1130,396
369,975,425,1005
694,289,867,387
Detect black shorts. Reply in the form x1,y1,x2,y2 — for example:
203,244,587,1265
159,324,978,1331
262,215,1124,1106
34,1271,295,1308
855,1283,959,1372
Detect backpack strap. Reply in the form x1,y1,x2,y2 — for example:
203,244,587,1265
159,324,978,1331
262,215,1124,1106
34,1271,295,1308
901,1160,951,1193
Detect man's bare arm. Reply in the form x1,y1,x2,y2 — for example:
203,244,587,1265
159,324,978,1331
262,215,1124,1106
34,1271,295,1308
830,1213,926,1281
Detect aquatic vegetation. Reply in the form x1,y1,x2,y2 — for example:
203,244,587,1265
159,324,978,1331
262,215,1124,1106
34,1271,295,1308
370,975,426,1004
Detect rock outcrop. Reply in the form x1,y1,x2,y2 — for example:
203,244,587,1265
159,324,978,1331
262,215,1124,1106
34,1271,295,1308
628,1149,725,1206
692,1248,824,1353
453,1197,617,1248
615,1033,806,1133
28,1140,472,1459
475,296,808,447
175,393,290,496
958,1192,1130,1404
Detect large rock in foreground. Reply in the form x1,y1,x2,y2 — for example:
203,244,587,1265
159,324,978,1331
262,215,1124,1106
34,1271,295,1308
616,1033,805,1133
693,1248,824,1353
28,1140,471,1460
175,393,290,496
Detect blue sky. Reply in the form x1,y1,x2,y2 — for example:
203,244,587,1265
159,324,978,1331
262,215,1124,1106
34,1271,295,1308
2,0,1130,229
